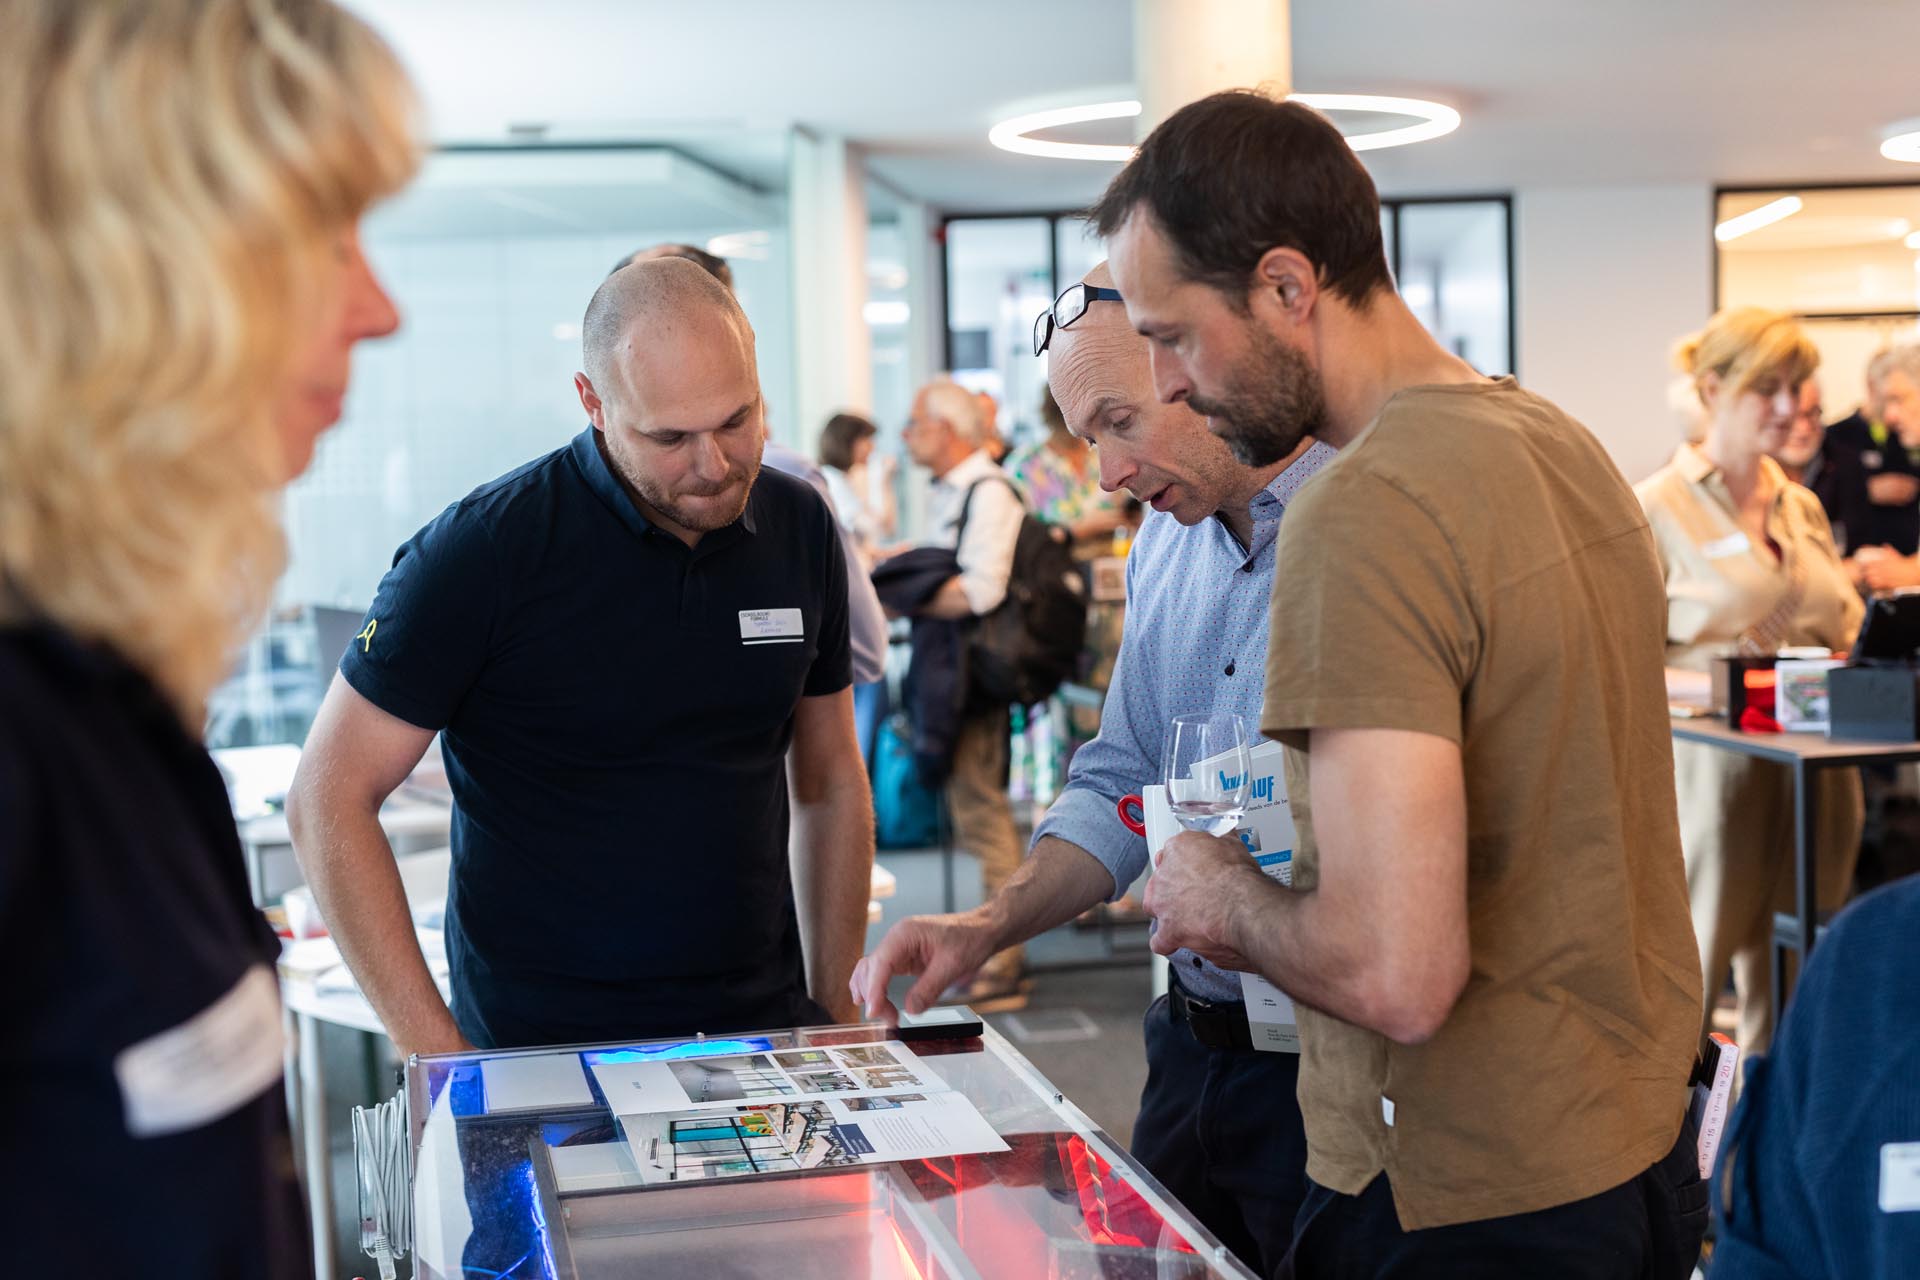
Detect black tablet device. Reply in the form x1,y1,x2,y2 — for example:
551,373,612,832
1854,591,1920,664
894,1005,984,1042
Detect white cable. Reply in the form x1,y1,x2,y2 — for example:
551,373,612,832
352,1090,412,1279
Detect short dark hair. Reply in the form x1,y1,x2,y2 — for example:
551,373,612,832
609,242,735,292
817,412,876,471
1088,91,1392,308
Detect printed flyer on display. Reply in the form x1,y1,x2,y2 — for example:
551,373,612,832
590,1040,1009,1185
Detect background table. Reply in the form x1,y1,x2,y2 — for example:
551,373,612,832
1669,717,1920,1025
214,743,453,905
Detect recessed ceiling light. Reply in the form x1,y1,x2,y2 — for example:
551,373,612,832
987,93,1461,162
705,230,771,260
1905,230,1920,250
1714,196,1803,243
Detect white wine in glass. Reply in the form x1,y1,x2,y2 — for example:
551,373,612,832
1163,712,1251,836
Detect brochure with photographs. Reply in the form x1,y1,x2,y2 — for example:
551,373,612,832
589,1040,1008,1185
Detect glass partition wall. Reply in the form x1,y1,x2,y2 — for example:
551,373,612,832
209,145,795,749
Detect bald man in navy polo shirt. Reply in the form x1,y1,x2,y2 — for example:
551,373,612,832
288,259,875,1055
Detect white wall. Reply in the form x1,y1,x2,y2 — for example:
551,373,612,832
1516,184,1714,487
1720,230,1920,415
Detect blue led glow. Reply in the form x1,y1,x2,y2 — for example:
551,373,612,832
462,1252,532,1279
526,1163,558,1280
584,1037,774,1064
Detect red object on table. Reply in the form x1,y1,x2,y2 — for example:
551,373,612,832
1740,669,1782,733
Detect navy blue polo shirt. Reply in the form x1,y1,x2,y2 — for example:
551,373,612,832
341,428,852,1049
0,624,306,1273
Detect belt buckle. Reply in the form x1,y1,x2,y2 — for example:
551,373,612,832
1180,989,1229,1049
1176,982,1250,1052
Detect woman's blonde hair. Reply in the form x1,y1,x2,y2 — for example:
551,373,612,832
1673,306,1820,407
0,0,420,723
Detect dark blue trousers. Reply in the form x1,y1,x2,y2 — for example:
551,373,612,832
1278,1108,1706,1280
1131,993,1310,1276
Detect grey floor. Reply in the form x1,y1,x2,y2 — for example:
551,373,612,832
312,842,1158,1277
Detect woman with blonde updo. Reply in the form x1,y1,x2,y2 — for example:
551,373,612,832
0,0,417,1267
1635,308,1864,1057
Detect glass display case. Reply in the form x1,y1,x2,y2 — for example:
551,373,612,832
400,1018,1257,1279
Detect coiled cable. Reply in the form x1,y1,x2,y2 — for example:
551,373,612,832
352,1089,412,1280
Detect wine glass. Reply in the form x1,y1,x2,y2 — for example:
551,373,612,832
1162,712,1251,836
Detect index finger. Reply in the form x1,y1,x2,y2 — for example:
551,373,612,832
853,943,904,1025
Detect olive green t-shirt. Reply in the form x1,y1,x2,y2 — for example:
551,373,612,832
1262,377,1702,1230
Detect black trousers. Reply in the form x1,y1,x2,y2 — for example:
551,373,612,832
1131,993,1310,1276
1277,1106,1708,1280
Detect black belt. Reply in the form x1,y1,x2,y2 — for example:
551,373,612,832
1168,974,1254,1051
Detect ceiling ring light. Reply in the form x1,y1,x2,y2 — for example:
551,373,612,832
1882,128,1920,163
988,93,1461,162
1289,94,1462,151
988,100,1141,162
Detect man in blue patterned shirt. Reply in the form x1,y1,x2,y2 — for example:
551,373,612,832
853,262,1334,1272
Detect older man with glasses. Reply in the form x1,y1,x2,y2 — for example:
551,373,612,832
856,262,1334,1274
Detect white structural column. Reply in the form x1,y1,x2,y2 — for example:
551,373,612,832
894,197,944,397
892,196,943,539
1132,0,1293,1005
1133,0,1292,134
788,127,873,448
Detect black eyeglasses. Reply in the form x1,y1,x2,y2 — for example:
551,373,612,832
1033,283,1123,357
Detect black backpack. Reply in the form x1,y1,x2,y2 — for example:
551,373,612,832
955,477,1088,706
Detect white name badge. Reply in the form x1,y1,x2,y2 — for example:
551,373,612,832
114,964,285,1138
1239,836,1301,1053
739,608,804,645
1881,1142,1920,1213
1701,532,1753,560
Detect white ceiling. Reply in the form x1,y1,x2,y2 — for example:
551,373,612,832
364,148,778,239
352,0,1920,213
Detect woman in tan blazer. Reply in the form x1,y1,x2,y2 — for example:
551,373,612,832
1635,307,1864,1056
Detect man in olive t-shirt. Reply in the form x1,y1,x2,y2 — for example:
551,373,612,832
1093,93,1705,1277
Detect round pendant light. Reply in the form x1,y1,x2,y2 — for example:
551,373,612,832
989,93,1461,162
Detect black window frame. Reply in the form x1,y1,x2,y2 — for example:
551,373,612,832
940,193,1517,376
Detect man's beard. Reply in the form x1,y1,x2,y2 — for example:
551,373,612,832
640,470,758,532
1188,327,1326,467
606,430,762,532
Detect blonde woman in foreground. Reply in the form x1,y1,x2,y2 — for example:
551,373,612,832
0,0,417,1268
1635,307,1864,1059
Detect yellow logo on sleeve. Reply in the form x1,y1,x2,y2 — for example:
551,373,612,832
356,619,378,652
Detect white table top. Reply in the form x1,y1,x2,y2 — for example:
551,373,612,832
215,742,452,847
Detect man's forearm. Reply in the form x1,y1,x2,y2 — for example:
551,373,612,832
790,777,875,1022
978,836,1115,950
289,804,468,1058
1222,875,1376,1023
